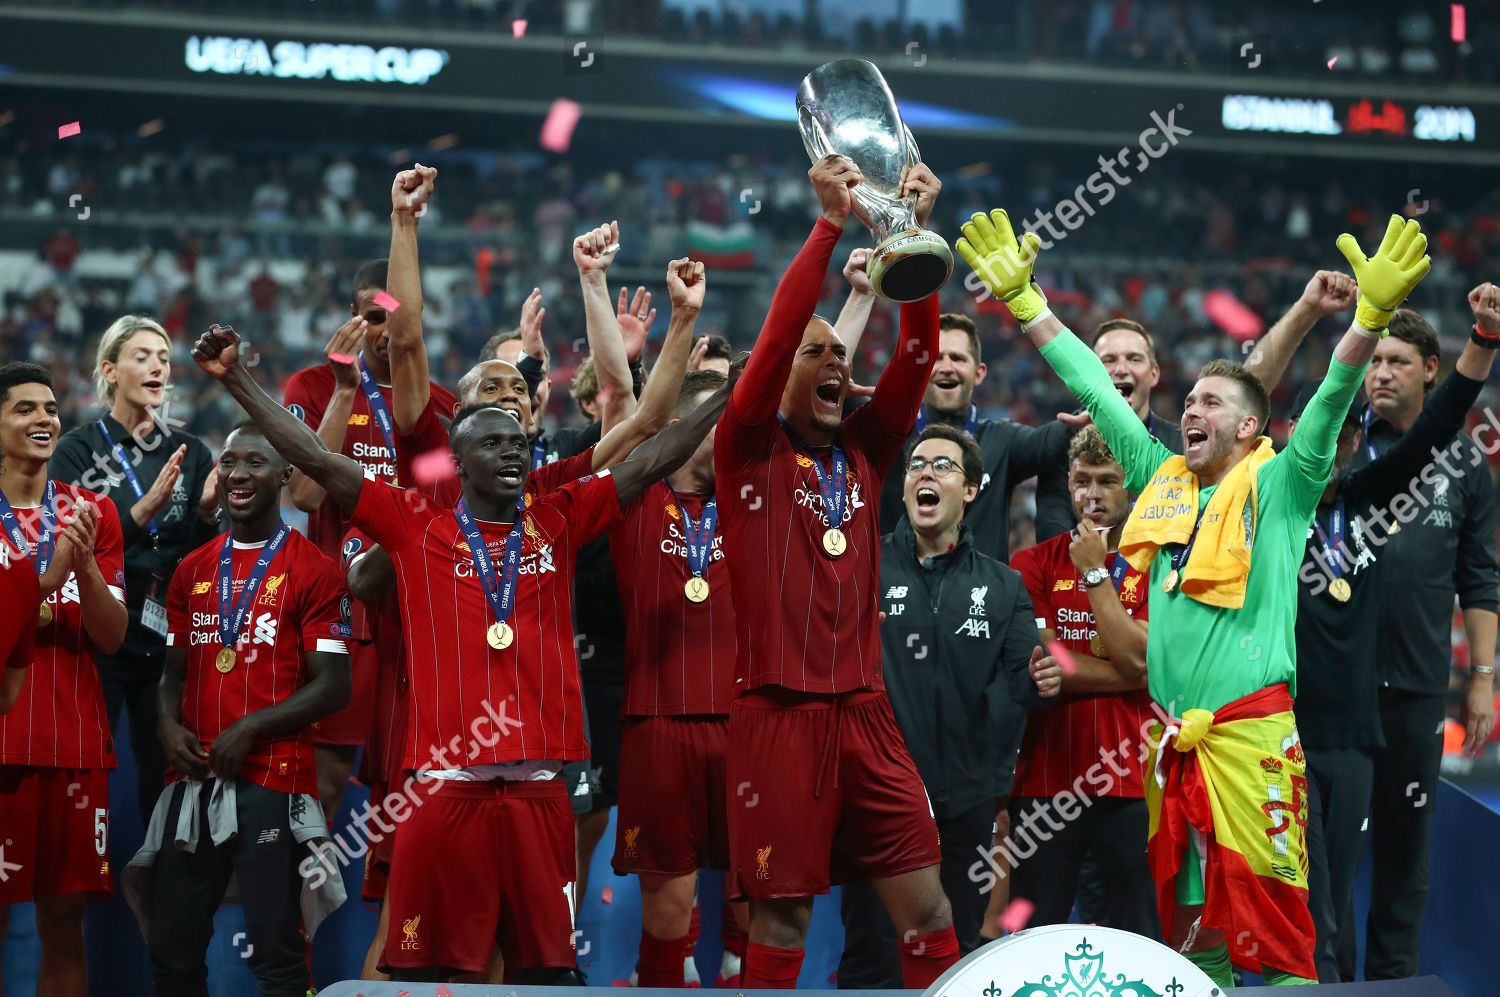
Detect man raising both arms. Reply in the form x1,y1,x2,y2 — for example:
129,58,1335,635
715,154,952,990
960,209,1431,987
192,322,737,983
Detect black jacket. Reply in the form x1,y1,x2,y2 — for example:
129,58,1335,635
879,519,1047,819
52,414,219,656
879,414,1071,563
1354,395,1500,694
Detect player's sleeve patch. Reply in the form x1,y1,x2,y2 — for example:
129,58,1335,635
165,633,176,647
342,537,362,559
287,403,306,421
316,638,349,654
108,584,126,603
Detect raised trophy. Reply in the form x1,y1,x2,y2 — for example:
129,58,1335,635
796,58,953,302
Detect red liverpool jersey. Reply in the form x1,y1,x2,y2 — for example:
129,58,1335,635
714,217,938,694
1010,531,1155,799
0,481,124,769
167,529,352,794
610,481,736,715
282,364,456,639
341,526,408,790
0,536,40,672
349,473,621,771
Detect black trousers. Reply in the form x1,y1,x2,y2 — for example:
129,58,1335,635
1304,744,1375,983
145,779,309,997
1006,795,1159,939
98,644,170,821
836,800,994,988
1364,689,1446,980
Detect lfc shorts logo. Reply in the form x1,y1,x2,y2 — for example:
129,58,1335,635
755,845,772,880
623,825,641,859
401,914,421,951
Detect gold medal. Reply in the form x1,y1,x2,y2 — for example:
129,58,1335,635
37,603,52,627
1162,568,1180,594
1329,577,1352,603
487,621,514,650
215,648,236,674
822,528,847,557
1090,633,1106,658
684,577,710,603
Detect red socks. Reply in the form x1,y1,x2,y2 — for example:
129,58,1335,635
742,941,805,989
899,926,960,990
638,929,690,988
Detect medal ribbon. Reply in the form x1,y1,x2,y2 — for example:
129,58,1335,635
356,354,399,468
0,480,57,576
96,418,158,544
1361,404,1378,462
667,486,717,580
777,416,848,530
217,522,290,649
1166,503,1211,579
530,435,547,471
455,496,525,631
1108,551,1129,589
915,403,977,436
1311,497,1346,579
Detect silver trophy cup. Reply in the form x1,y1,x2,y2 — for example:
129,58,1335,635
796,58,953,302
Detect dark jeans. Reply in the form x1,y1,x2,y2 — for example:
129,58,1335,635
145,779,308,997
1007,795,1159,939
1304,744,1375,983
98,643,169,821
1364,689,1446,980
837,800,994,988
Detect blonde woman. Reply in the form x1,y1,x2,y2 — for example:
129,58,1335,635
52,315,220,821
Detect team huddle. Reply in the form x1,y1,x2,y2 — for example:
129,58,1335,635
0,156,1494,993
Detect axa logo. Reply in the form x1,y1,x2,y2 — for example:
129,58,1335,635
955,618,990,638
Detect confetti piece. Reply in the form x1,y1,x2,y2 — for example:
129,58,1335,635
999,897,1035,934
412,448,457,486
328,353,357,365
1045,639,1078,677
435,985,455,997
372,290,401,313
601,885,614,904
539,98,583,153
601,243,621,255
1452,4,1466,43
57,121,80,139
512,19,528,37
1327,56,1339,69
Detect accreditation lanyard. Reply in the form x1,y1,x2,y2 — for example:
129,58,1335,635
0,480,56,575
1311,498,1346,579
217,523,290,649
776,416,847,530
96,419,158,546
916,404,977,436
1361,405,1378,462
455,497,525,629
531,435,548,471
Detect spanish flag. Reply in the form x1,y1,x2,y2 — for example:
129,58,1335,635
1144,684,1317,980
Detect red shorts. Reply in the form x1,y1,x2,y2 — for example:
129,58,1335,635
312,639,378,746
613,716,729,876
726,688,940,900
382,778,577,974
0,767,112,904
359,779,400,903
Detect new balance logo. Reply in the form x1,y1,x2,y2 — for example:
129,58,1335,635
252,612,278,645
256,828,280,844
885,586,908,599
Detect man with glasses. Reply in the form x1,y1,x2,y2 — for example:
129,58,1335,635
840,424,1046,985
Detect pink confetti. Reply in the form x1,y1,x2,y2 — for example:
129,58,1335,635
999,897,1035,934
435,985,455,997
1045,639,1078,677
1327,56,1339,70
512,18,528,37
1452,4,1466,43
411,448,457,485
539,98,583,153
601,885,614,904
57,121,81,139
372,290,401,313
328,352,357,365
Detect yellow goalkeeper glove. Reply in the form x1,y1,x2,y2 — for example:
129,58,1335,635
1336,214,1432,333
956,209,1049,323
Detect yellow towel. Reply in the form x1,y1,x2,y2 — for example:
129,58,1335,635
1119,438,1274,609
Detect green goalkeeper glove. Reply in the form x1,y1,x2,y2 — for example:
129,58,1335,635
1336,215,1432,333
956,209,1049,323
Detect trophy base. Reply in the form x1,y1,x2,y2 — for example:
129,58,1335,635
868,228,954,303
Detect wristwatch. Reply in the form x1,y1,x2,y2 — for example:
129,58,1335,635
1082,567,1110,589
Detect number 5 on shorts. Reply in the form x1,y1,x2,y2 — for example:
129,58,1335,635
94,807,109,857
